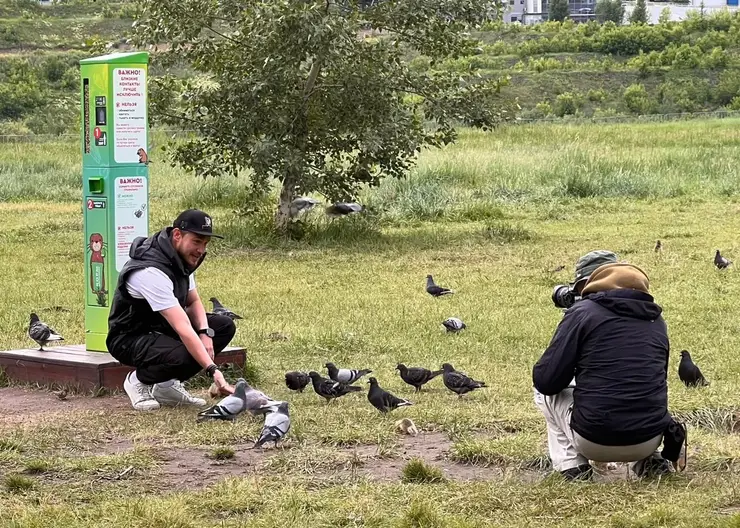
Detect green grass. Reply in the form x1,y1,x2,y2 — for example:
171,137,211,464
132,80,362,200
401,458,447,483
3,118,740,526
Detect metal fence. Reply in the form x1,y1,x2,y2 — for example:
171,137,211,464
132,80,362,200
512,109,740,125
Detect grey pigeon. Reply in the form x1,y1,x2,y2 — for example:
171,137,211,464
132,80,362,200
244,381,276,416
308,371,362,403
441,363,487,397
395,363,443,392
442,317,466,333
289,197,321,217
678,350,710,387
325,362,372,384
325,202,364,217
209,297,243,320
715,250,732,270
254,401,291,448
285,371,310,392
367,377,413,413
28,312,64,351
426,275,454,297
197,378,248,422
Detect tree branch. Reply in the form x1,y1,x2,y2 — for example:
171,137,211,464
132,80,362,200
158,1,243,46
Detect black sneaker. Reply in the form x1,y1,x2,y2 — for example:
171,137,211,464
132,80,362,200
560,463,594,481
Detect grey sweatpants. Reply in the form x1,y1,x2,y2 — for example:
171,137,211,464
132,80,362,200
534,387,662,475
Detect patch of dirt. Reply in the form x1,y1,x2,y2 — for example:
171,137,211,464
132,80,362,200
155,446,272,489
148,433,507,490
0,387,648,487
0,387,131,426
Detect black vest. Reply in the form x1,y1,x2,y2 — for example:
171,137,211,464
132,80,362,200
106,227,204,351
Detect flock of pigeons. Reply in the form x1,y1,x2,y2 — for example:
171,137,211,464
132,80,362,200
24,255,719,447
192,354,489,449
195,276,484,447
289,198,365,218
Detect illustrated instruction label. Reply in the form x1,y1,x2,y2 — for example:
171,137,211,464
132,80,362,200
114,177,148,271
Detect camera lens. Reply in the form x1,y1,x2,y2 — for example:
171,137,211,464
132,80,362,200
552,284,577,309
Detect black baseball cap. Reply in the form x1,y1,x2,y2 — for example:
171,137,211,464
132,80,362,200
172,209,223,239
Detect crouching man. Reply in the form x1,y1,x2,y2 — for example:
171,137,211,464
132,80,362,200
106,209,236,411
533,250,685,481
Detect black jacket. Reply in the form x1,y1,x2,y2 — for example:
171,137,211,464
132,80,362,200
533,289,671,446
106,227,204,354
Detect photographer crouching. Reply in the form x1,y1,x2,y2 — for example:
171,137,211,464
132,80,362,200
533,250,686,481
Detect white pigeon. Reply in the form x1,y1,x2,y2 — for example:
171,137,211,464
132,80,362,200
28,312,64,351
197,378,249,422
254,401,291,449
442,317,466,333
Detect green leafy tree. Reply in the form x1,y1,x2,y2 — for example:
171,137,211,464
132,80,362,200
595,0,624,24
132,0,516,232
658,6,671,24
548,0,570,22
630,0,648,24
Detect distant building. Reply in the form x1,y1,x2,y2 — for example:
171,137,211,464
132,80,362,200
510,0,738,23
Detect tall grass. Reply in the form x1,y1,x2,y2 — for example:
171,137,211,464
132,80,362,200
3,119,738,230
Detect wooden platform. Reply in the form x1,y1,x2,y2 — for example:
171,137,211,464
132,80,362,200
0,344,246,391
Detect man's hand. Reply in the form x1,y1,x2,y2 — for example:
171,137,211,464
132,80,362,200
212,369,234,394
200,334,214,360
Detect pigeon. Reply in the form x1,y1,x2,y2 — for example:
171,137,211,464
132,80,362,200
197,378,249,422
254,401,291,449
243,381,278,416
53,388,68,401
325,362,373,385
654,240,662,253
209,297,243,320
367,377,413,413
678,350,710,387
285,371,310,393
714,250,732,270
441,363,487,397
396,418,419,436
325,202,364,217
289,197,321,217
395,364,444,392
442,317,466,333
308,371,362,403
426,275,454,297
28,313,64,351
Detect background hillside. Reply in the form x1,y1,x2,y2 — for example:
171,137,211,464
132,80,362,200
0,0,739,136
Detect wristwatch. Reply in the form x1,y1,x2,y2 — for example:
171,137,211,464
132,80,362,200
197,327,215,338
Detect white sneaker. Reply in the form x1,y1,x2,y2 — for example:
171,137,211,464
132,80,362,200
123,372,160,411
152,380,207,407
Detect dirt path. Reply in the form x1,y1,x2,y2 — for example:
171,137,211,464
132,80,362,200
0,386,630,487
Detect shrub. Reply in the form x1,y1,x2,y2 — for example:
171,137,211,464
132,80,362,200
623,83,655,114
553,92,583,117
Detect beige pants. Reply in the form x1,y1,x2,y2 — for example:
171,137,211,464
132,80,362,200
534,387,662,474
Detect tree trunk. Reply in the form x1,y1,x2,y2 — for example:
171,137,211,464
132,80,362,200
274,177,296,233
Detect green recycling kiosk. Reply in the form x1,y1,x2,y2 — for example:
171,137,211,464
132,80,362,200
80,51,150,352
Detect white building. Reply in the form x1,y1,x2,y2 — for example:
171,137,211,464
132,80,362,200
505,0,739,24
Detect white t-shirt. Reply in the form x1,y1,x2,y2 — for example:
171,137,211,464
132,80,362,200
126,268,196,312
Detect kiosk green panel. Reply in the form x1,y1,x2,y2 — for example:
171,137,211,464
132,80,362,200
80,52,150,352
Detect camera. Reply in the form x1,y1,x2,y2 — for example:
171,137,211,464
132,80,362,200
552,284,581,310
